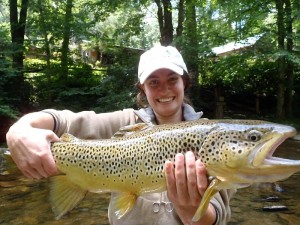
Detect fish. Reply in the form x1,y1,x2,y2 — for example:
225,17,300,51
49,119,299,221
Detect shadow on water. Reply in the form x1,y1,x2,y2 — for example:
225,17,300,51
0,139,300,225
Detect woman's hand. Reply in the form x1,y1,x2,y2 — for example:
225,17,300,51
165,151,217,225
6,112,60,179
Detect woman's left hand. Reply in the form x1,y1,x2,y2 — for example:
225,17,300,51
164,151,217,225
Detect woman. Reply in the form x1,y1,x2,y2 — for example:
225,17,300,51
6,45,233,225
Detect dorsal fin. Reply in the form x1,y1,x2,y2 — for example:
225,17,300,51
112,123,153,138
60,133,78,142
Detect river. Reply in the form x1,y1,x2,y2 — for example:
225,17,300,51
0,138,299,225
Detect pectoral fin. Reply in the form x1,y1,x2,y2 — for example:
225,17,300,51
49,175,87,219
192,178,221,222
111,192,138,219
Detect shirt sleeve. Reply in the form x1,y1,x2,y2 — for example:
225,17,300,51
42,108,137,139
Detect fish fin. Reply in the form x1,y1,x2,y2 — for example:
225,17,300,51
111,192,137,219
49,175,87,219
60,133,78,142
192,178,221,222
112,123,153,138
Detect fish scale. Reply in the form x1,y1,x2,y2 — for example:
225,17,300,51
49,119,300,221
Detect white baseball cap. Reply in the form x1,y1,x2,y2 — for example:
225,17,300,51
138,45,188,84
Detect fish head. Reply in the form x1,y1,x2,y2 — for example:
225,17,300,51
200,120,299,185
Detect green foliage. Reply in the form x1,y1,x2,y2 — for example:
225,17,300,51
88,4,154,48
91,47,140,112
0,31,24,118
0,0,299,118
0,105,18,119
203,54,251,90
0,51,20,118
25,46,140,113
201,51,280,96
0,23,10,43
92,66,137,113
55,65,103,110
27,61,101,110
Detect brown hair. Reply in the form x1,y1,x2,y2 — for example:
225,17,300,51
135,73,192,108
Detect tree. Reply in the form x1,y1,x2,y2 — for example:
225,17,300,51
184,0,201,108
9,0,30,108
274,0,298,118
154,0,173,45
284,0,294,117
176,0,184,45
36,0,53,105
275,0,286,119
0,0,298,119
60,0,74,80
9,0,29,69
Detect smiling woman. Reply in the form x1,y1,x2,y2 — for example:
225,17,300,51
141,69,186,124
135,46,191,125
6,45,233,225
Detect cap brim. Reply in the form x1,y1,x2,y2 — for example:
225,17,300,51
139,62,184,84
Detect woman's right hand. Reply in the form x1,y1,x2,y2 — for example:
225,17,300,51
6,112,60,179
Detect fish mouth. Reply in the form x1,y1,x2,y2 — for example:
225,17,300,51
252,128,298,167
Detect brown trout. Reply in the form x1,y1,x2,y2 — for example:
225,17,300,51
50,119,299,221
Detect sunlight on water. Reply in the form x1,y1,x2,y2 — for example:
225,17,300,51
0,139,300,225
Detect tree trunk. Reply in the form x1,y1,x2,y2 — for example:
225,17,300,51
275,0,286,119
185,0,198,71
185,0,201,109
255,95,260,115
9,0,30,107
284,0,294,118
214,85,225,119
9,0,29,69
175,0,184,49
37,0,52,105
154,0,173,46
60,0,73,80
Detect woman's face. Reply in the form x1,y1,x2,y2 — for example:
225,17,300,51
141,68,185,122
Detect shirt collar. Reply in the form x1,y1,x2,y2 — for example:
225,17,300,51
134,103,203,124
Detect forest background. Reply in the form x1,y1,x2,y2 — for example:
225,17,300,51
0,0,300,142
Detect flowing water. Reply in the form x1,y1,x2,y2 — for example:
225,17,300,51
0,138,300,225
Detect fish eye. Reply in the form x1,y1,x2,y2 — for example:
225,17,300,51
247,130,262,142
